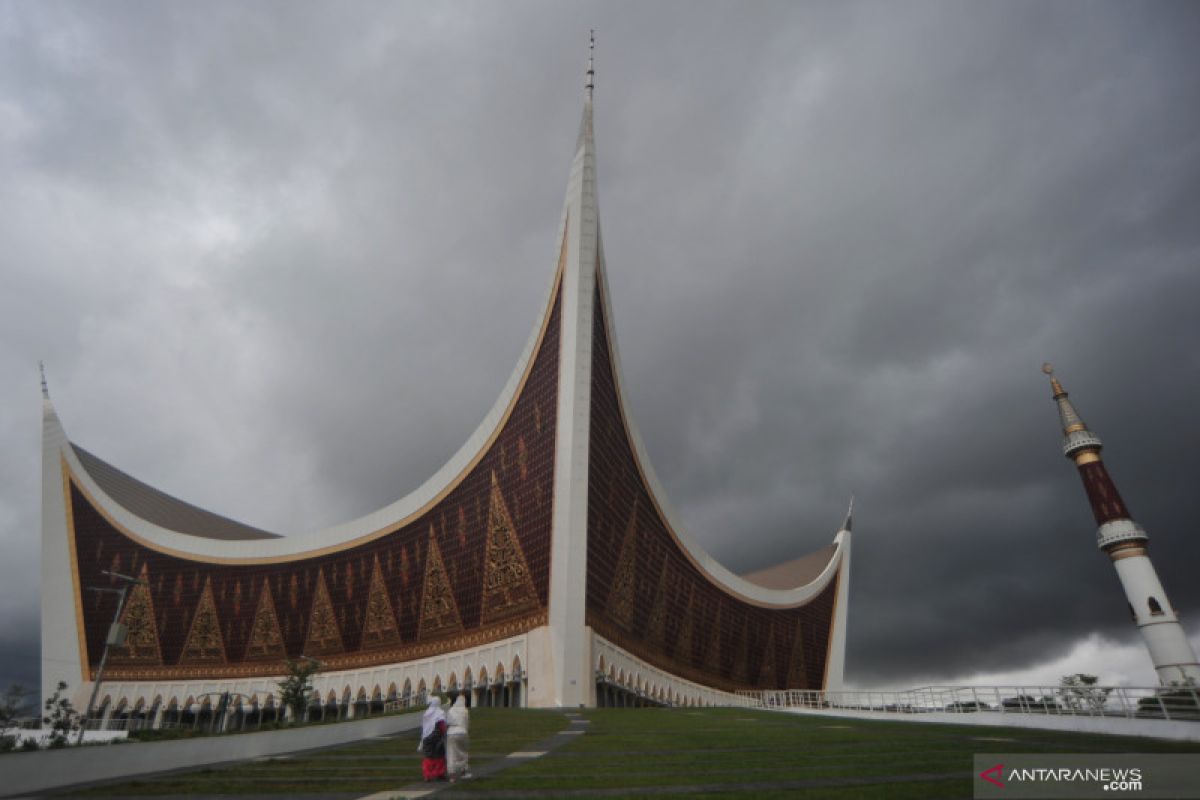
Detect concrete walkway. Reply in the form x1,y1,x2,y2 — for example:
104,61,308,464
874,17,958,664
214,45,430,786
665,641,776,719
0,712,422,799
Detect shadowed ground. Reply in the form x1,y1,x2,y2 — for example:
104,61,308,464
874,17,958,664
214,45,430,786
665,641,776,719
47,707,1200,799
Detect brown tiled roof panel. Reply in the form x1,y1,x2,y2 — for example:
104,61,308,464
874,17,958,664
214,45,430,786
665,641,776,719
739,545,838,591
71,445,280,541
585,276,837,691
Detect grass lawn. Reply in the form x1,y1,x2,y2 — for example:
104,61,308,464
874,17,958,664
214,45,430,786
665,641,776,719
459,708,1199,799
59,707,1200,798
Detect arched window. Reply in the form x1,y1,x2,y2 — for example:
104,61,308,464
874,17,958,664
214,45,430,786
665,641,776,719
1148,597,1164,616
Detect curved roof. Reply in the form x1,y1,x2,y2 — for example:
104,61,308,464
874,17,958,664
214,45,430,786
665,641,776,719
48,91,846,607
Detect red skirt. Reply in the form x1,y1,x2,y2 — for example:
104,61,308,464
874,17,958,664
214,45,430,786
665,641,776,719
423,756,447,781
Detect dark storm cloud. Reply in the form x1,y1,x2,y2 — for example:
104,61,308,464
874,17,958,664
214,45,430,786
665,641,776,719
2,0,1199,694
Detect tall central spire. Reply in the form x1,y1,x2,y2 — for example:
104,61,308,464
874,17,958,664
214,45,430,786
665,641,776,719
545,29,604,707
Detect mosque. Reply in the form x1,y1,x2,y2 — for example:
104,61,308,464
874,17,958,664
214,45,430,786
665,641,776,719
39,47,851,729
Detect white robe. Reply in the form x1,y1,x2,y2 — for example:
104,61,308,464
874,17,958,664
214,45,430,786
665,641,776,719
446,697,470,777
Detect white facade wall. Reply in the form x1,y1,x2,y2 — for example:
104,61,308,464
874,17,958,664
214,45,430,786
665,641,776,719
95,632,531,719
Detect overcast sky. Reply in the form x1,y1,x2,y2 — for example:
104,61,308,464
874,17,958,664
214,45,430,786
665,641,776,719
2,1,1199,695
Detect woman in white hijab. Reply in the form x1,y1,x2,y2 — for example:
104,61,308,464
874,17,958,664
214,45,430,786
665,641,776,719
418,696,447,782
446,694,471,781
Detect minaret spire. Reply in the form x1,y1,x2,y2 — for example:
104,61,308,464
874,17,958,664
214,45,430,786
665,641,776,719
585,29,595,102
1043,364,1200,685
39,360,49,400
841,494,854,532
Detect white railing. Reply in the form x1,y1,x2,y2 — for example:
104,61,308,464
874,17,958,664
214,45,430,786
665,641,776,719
739,685,1200,722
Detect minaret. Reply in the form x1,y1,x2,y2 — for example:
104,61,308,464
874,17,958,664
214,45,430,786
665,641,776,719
1043,363,1200,685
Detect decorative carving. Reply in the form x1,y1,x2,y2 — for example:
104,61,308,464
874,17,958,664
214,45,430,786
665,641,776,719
110,564,161,665
361,555,401,649
644,558,669,647
232,579,243,616
418,527,464,640
303,567,344,657
607,500,638,632
179,577,226,664
479,473,541,627
244,578,285,661
457,506,469,551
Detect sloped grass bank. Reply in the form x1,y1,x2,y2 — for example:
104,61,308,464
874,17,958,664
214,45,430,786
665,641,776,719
454,707,1200,799
59,706,1199,798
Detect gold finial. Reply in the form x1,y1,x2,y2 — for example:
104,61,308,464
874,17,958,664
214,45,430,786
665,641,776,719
1042,362,1065,397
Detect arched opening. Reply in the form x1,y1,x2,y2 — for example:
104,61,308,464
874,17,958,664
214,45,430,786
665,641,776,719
262,695,280,725
129,697,148,731
179,696,197,729
370,685,384,715
493,664,506,708
476,666,489,707
196,696,215,731
511,656,524,708
1149,596,1165,616
462,668,473,706
387,681,399,712
244,697,261,730
112,698,130,730
92,695,112,731
163,697,180,728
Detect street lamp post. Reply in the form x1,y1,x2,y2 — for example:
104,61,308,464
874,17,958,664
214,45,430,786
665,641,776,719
76,570,145,745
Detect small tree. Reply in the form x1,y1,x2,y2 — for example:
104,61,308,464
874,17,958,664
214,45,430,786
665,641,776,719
0,684,31,751
1057,673,1111,713
278,658,320,723
42,681,80,747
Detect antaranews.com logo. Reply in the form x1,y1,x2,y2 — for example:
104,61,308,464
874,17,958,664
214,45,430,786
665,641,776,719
974,754,1199,799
